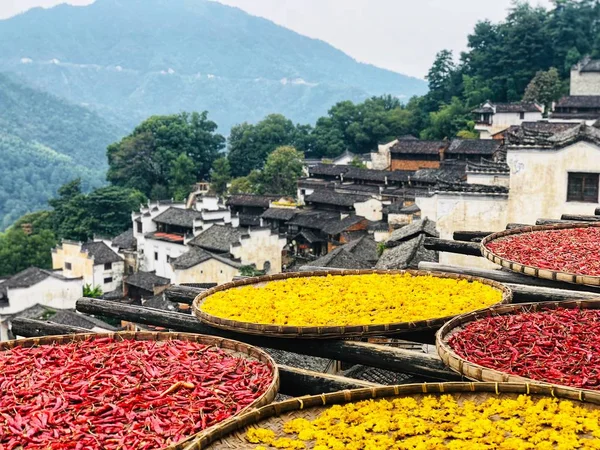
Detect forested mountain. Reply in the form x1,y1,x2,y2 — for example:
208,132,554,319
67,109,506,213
0,73,123,229
0,0,426,131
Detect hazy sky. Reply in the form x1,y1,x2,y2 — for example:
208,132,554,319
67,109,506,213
0,0,551,78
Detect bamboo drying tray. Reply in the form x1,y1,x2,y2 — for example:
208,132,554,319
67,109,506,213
192,269,512,339
437,299,600,393
481,222,600,286
186,382,600,449
0,331,279,450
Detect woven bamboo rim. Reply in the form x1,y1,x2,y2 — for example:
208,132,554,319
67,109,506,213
192,269,512,339
481,222,600,286
0,331,279,450
436,299,600,396
186,381,600,449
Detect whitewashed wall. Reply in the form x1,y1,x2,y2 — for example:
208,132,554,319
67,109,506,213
0,277,83,315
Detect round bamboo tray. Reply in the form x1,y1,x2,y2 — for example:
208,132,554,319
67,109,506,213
481,222,600,286
185,382,600,449
437,299,600,393
192,269,512,339
0,331,279,450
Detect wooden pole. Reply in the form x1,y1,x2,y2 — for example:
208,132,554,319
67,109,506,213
423,238,482,257
418,262,600,299
164,285,206,305
560,214,600,222
505,223,530,230
452,231,493,242
595,207,600,216
76,298,460,381
535,218,577,225
11,318,88,337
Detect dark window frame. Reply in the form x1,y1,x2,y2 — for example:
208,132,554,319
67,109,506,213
567,172,599,203
104,262,112,271
65,262,72,270
103,277,113,284
136,222,142,233
519,112,525,120
154,251,159,261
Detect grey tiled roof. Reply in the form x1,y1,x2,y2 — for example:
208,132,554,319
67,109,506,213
50,310,121,331
261,208,299,221
153,207,204,228
125,271,170,292
111,229,136,250
238,213,261,227
321,215,366,235
466,159,510,174
0,267,78,298
305,190,372,207
390,140,447,155
188,225,245,253
341,235,379,263
82,241,123,265
386,218,438,244
264,349,331,372
171,247,241,270
384,203,420,214
294,229,326,244
436,182,509,195
308,164,349,177
447,139,503,155
343,365,410,385
143,294,179,312
376,234,438,270
306,247,371,270
494,102,540,113
227,194,283,208
288,210,340,229
580,59,600,72
556,96,600,108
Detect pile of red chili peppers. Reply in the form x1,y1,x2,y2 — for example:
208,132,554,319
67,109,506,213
0,337,273,449
448,308,600,390
485,227,600,276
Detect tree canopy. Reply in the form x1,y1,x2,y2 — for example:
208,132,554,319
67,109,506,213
107,112,225,198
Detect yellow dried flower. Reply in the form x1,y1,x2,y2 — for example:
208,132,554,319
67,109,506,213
245,395,600,449
202,273,502,326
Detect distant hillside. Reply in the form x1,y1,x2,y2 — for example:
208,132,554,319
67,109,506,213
0,73,123,229
0,0,426,130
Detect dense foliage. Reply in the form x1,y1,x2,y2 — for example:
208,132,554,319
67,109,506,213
107,112,225,199
0,74,122,230
0,181,145,277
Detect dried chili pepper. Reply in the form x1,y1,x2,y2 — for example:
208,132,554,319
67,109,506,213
485,227,600,276
0,338,273,449
448,307,600,390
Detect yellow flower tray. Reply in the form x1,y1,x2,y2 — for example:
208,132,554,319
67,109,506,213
192,270,511,339
186,382,600,450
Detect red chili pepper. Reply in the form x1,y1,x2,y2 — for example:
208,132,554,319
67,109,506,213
485,227,600,276
0,338,273,449
449,307,600,390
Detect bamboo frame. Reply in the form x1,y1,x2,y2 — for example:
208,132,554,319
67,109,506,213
436,299,600,395
188,381,600,449
481,222,600,286
0,331,280,450
192,269,512,339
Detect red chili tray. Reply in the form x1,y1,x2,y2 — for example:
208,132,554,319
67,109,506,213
481,222,600,286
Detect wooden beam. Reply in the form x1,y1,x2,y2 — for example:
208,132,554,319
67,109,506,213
418,262,600,299
560,214,600,222
595,207,600,216
278,365,381,396
535,218,577,225
164,285,206,305
452,231,493,242
423,238,481,257
506,223,530,230
76,298,460,381
11,318,88,337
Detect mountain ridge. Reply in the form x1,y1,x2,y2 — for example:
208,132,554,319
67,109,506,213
0,0,426,130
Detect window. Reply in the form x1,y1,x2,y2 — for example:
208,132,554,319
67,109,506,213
567,173,599,202
65,262,72,270
104,277,113,284
154,251,159,261
136,222,142,233
128,267,134,274
519,112,525,120
104,262,112,271
166,255,173,264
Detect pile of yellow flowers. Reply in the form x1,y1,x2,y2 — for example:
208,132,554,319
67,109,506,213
200,273,501,326
245,395,600,449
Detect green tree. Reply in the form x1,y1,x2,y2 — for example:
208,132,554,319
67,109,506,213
426,50,457,108
169,153,196,202
210,157,232,195
48,179,91,242
107,112,225,197
0,226,57,276
350,156,367,168
421,98,472,140
523,67,564,115
260,146,304,196
229,171,262,194
227,114,307,177
83,284,103,298
85,186,146,238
